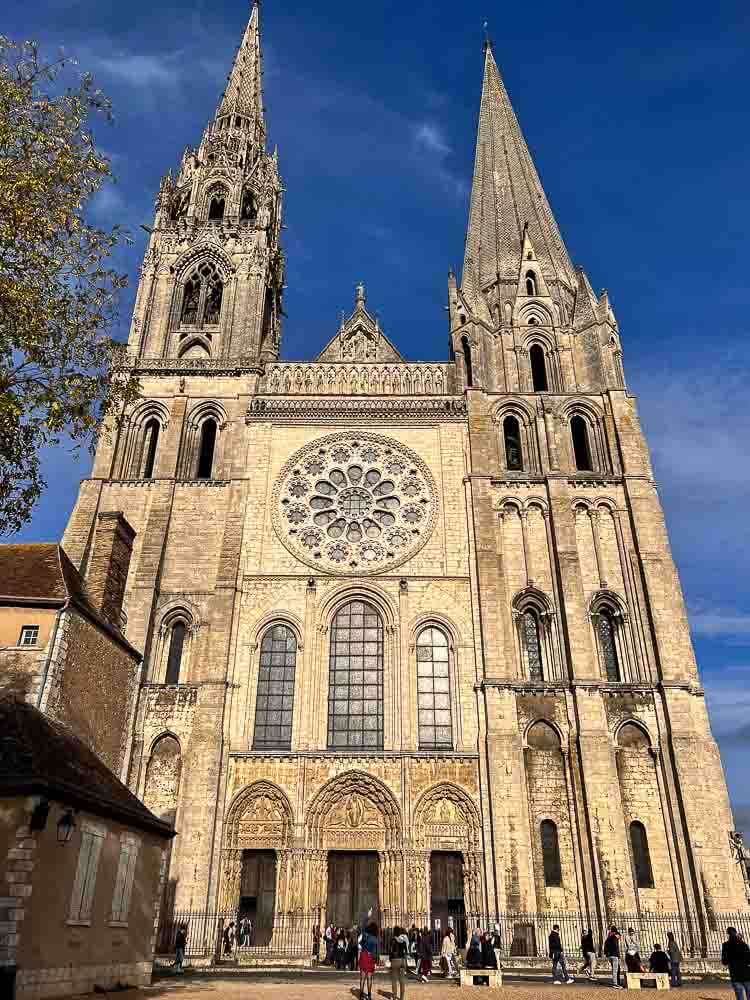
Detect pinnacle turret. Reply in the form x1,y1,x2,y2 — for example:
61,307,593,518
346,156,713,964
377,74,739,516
462,43,575,299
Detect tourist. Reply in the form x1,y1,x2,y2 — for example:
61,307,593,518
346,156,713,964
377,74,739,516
470,925,482,949
174,925,187,972
604,926,622,989
465,934,483,971
441,927,458,978
222,920,235,957
667,931,683,988
336,927,348,969
549,924,575,984
311,922,320,960
624,928,643,973
418,926,433,982
358,921,379,1000
581,928,597,979
389,925,410,1000
721,927,750,1000
481,931,499,977
325,923,334,965
649,943,671,975
491,924,503,969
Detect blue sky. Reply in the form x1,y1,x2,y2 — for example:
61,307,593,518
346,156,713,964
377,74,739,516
6,0,750,837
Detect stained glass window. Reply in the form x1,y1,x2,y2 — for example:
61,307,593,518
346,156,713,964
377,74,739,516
598,611,621,681
523,610,543,681
253,625,297,749
327,600,384,749
416,627,452,749
541,820,562,886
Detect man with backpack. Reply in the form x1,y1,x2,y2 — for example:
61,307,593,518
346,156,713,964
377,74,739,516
389,926,410,1000
722,927,750,1000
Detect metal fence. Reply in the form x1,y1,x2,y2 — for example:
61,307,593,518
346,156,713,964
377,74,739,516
156,908,750,962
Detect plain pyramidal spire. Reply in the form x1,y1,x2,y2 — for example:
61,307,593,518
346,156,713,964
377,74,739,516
462,40,575,297
216,2,265,141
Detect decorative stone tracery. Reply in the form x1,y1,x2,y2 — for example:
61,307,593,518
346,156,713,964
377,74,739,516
306,770,402,851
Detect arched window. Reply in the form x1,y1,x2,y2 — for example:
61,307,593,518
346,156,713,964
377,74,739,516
462,336,473,387
328,600,384,749
526,270,537,296
196,419,217,480
165,621,187,685
530,344,549,392
179,263,224,329
208,192,226,221
141,419,160,479
629,821,654,888
416,627,452,749
253,625,297,750
571,415,593,471
241,188,257,222
540,820,562,886
523,609,544,681
597,610,621,681
180,274,201,326
504,416,523,471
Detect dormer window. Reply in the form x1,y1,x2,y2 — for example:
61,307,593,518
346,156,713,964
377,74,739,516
526,270,537,296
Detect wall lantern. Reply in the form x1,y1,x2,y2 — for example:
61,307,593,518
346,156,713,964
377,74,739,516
57,810,76,845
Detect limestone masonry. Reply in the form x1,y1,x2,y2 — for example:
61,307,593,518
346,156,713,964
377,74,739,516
62,2,749,934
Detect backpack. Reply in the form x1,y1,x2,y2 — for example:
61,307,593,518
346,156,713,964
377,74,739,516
390,936,408,960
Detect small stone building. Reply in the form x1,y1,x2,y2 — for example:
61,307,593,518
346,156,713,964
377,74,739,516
0,513,140,776
0,696,174,1000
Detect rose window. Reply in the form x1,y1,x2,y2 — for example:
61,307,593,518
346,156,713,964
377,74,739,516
273,432,438,575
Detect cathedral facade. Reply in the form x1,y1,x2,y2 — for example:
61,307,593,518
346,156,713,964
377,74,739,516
63,4,748,939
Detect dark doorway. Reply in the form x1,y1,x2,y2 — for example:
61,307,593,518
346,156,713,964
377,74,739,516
327,852,379,928
430,852,466,944
239,850,277,945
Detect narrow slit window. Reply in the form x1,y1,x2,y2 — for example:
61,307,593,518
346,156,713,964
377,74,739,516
598,611,621,681
571,415,593,471
142,419,160,479
462,336,473,387
526,270,537,296
629,821,654,888
165,622,186,685
504,416,523,471
197,419,217,479
540,820,562,886
530,344,549,391
523,610,543,681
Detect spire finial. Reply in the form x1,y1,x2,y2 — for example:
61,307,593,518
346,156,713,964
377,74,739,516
355,282,366,308
483,20,493,52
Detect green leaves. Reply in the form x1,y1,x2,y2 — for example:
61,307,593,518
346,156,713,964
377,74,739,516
0,35,139,534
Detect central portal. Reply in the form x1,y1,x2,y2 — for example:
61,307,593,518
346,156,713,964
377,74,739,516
327,852,379,928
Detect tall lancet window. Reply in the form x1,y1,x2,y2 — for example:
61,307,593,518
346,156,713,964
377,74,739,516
141,419,160,479
328,600,384,750
504,416,523,471
526,270,538,296
179,263,224,329
523,610,544,681
462,336,474,387
530,344,549,391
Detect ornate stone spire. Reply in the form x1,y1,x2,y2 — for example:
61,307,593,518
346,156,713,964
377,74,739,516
216,2,265,147
462,41,575,297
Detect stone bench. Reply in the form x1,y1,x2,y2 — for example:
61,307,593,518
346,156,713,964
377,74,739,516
625,972,670,990
459,968,502,988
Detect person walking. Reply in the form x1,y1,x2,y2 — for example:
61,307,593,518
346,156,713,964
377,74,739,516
624,928,643,974
667,931,683,988
222,920,235,958
581,928,597,979
604,926,622,989
649,943,671,974
174,925,187,972
358,921,379,1000
549,924,575,984
721,926,750,1000
441,927,458,978
389,925,409,1000
417,926,433,982
491,924,503,971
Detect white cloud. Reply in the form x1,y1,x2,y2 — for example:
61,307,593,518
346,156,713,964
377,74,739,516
690,607,750,639
414,122,452,157
92,53,181,88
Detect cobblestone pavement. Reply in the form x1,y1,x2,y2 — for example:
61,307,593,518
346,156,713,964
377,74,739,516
134,973,733,1000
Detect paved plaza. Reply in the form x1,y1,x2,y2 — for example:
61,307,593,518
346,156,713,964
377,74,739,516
130,973,735,1000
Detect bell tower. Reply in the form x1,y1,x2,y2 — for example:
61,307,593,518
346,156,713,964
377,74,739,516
127,2,284,366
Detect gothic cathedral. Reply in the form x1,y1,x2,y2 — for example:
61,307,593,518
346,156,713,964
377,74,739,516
63,3,748,933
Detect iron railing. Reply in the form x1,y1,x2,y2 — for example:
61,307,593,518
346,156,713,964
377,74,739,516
156,908,750,962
